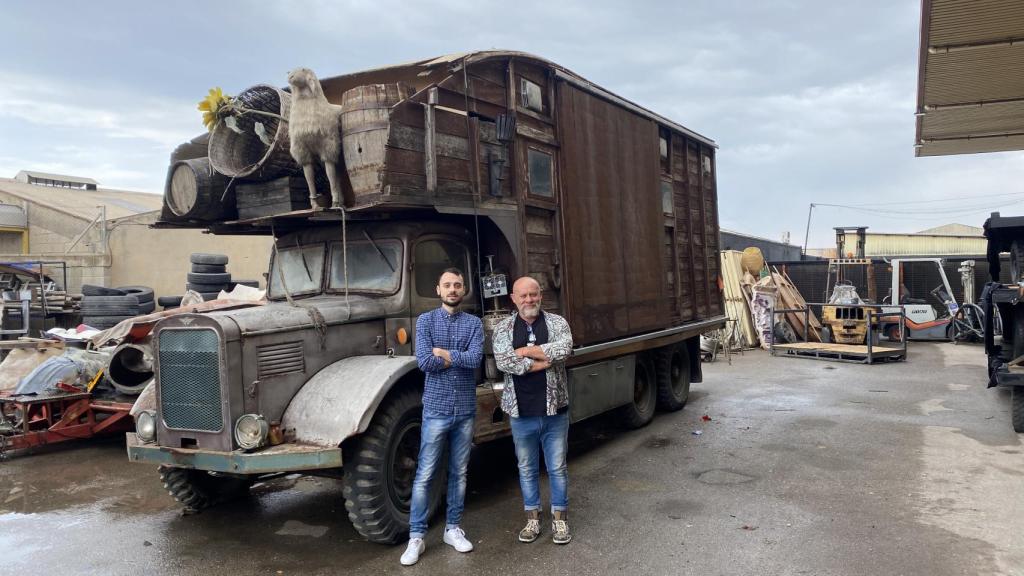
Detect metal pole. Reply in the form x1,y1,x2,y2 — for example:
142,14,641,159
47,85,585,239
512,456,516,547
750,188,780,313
803,203,815,256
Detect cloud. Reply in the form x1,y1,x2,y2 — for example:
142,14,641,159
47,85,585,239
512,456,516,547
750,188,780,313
0,70,196,149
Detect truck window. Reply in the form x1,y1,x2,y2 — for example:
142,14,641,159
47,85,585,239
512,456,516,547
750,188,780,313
328,239,402,294
268,244,325,298
415,239,470,298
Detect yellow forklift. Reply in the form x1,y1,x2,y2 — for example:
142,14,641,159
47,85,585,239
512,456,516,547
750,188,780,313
820,228,880,345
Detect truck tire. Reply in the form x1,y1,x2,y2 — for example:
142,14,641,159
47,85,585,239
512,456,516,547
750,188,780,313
158,295,183,308
117,286,154,304
1012,387,1024,433
655,344,690,412
342,387,444,544
1012,241,1024,283
81,284,126,297
82,315,131,329
617,354,657,428
190,253,229,266
159,465,253,511
190,263,227,274
187,272,232,284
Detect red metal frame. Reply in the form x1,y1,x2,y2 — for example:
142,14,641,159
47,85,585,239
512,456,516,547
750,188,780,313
0,392,134,457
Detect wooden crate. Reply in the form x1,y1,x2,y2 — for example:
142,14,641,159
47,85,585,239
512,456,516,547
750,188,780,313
236,176,314,220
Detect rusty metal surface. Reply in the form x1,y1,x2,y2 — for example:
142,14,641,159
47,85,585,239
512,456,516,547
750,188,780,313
280,355,418,447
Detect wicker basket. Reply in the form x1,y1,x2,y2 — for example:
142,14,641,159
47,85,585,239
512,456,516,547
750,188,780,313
208,84,298,180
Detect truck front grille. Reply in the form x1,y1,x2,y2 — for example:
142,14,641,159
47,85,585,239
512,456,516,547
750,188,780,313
158,329,223,432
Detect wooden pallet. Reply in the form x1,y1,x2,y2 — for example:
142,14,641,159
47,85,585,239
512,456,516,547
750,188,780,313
772,342,906,364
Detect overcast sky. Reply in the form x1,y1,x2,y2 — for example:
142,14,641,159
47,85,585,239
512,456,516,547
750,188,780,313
3,0,1023,248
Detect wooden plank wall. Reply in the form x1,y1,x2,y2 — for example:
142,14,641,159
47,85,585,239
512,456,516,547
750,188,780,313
556,82,667,345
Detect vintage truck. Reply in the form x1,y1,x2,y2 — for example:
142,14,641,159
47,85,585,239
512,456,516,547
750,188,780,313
127,51,726,543
981,212,1024,432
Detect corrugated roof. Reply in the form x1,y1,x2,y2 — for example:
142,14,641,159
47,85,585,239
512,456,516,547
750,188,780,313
915,223,984,236
915,0,1024,156
0,178,162,221
14,170,99,186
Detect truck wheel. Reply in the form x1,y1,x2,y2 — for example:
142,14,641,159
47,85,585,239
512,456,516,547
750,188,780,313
1013,388,1024,433
617,354,657,428
158,466,253,511
342,387,444,544
655,344,690,412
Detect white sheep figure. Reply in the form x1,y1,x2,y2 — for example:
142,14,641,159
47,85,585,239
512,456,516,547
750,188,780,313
287,67,345,210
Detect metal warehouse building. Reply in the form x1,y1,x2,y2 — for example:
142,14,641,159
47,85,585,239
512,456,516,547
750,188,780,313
0,172,271,297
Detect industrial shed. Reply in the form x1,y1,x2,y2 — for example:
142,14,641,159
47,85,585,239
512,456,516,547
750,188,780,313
0,173,271,296
916,0,1024,156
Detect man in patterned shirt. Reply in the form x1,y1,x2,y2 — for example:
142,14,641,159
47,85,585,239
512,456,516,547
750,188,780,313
400,268,483,566
493,276,574,545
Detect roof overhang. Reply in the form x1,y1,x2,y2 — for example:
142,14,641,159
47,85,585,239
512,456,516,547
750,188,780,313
915,0,1024,156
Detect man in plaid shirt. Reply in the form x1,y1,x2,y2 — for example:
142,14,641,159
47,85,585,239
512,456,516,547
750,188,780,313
401,267,483,566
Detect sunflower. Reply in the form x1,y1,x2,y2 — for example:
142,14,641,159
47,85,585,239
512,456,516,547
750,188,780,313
197,87,232,131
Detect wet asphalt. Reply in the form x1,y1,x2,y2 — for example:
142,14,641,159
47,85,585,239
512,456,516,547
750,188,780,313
2,342,1023,576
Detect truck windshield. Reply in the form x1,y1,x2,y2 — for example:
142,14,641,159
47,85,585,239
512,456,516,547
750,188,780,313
328,239,402,294
269,244,325,298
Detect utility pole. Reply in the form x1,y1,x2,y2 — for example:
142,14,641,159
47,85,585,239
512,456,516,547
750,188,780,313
802,203,815,257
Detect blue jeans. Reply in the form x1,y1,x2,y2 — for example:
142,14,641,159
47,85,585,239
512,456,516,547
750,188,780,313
510,411,569,513
408,409,475,539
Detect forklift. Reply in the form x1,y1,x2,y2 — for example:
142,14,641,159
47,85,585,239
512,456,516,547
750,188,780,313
820,227,880,345
879,258,959,341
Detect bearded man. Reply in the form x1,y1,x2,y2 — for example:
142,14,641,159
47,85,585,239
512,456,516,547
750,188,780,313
401,268,483,566
492,276,574,545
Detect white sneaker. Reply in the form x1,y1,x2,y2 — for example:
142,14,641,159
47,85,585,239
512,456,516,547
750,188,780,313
443,526,474,553
400,538,425,566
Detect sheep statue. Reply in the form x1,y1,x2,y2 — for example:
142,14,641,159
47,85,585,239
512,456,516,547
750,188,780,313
287,67,345,210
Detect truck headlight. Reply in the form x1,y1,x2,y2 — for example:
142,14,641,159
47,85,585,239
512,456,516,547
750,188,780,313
135,410,157,443
234,414,269,450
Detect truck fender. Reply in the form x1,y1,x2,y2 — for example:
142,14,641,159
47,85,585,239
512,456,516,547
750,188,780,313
281,355,420,448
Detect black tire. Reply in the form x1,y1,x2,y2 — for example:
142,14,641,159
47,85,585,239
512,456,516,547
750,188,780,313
1012,387,1024,433
117,286,154,303
190,253,229,266
655,344,691,412
200,292,223,301
342,387,444,544
1012,241,1024,284
138,300,156,315
186,282,230,292
81,284,126,297
617,354,658,429
80,307,139,318
191,263,227,274
187,272,232,284
81,295,140,305
820,326,832,344
159,465,253,511
82,315,132,329
158,295,183,308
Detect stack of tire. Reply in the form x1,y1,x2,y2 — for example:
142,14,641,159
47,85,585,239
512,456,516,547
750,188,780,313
156,253,260,310
80,285,156,330
186,253,233,301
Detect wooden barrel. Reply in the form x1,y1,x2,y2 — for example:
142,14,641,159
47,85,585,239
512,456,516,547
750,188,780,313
164,158,235,221
209,84,298,180
341,83,412,198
